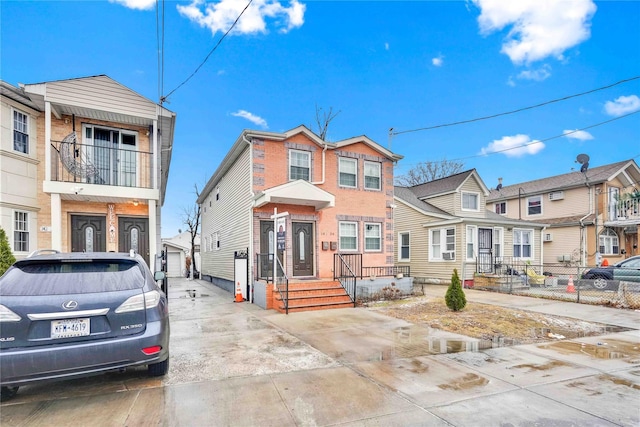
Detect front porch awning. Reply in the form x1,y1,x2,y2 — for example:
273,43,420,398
253,180,335,210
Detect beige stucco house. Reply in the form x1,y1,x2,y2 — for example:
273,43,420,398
0,76,175,267
394,169,548,284
486,159,640,266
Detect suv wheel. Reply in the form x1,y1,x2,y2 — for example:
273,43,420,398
1,386,19,401
593,278,608,290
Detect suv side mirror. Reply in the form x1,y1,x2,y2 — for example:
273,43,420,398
154,271,166,281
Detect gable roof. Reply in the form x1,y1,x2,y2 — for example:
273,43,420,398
0,81,41,111
487,159,640,201
393,186,451,218
406,169,489,200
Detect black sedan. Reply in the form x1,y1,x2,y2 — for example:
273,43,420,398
0,251,170,401
581,255,640,290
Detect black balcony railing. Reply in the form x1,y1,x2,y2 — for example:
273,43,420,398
50,140,154,188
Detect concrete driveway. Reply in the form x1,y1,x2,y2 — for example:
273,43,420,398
1,277,639,426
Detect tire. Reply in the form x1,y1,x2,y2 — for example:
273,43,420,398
1,386,19,401
148,357,169,377
592,277,608,290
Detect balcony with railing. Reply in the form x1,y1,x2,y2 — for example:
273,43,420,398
50,138,154,189
607,197,640,222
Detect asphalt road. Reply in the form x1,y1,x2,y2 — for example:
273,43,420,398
1,277,639,426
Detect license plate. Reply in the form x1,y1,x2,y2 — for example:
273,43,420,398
51,318,90,339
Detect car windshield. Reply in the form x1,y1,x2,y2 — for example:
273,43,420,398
0,260,145,296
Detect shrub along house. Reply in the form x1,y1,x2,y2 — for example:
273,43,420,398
197,125,405,312
0,76,175,267
394,169,548,288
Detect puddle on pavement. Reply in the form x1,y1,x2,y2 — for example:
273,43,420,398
538,339,640,360
180,289,210,299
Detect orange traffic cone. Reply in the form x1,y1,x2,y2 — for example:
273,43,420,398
235,282,243,303
566,275,575,293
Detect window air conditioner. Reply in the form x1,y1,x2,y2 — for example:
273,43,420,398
548,191,564,201
543,233,553,242
442,252,455,260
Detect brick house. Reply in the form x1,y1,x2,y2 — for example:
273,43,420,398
197,125,404,312
0,76,175,267
486,159,640,266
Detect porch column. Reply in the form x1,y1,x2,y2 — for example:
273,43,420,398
44,101,51,181
148,199,157,268
51,193,61,251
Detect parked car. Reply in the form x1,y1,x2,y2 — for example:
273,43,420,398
581,255,640,290
0,251,169,401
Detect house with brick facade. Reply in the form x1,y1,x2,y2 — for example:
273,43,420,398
0,76,175,267
486,159,640,267
394,169,547,285
197,125,404,312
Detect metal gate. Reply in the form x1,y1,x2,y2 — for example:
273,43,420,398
234,248,249,301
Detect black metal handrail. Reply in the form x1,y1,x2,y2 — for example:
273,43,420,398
334,253,362,279
274,256,289,314
334,254,357,306
362,265,410,278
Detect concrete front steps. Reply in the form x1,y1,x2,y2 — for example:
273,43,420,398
274,280,354,313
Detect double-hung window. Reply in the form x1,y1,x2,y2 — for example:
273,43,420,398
399,232,410,261
339,158,357,188
339,221,357,251
495,202,506,215
466,226,476,260
599,229,619,255
364,223,381,251
14,211,29,252
430,227,455,260
527,196,542,215
493,228,503,258
364,161,381,190
290,150,310,181
13,109,29,154
462,192,479,211
513,229,532,258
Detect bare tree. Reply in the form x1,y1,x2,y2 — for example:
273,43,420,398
181,184,201,278
314,105,341,141
395,159,465,187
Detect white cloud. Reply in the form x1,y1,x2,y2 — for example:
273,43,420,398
563,129,594,141
384,42,390,51
110,0,155,10
432,55,444,67
472,0,596,64
604,95,640,116
516,64,551,81
231,110,268,128
479,134,545,157
177,0,306,36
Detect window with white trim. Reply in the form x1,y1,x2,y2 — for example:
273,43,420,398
339,158,357,188
364,223,381,251
493,227,503,258
495,202,506,215
461,192,479,211
204,236,209,252
339,221,357,251
599,228,619,255
13,109,29,154
466,225,477,260
289,150,310,181
527,195,542,215
399,232,410,261
513,229,532,258
364,161,381,190
14,211,29,252
214,232,220,250
430,227,455,260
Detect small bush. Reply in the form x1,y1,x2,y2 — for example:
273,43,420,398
445,268,467,311
0,227,16,276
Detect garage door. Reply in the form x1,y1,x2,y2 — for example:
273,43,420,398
167,252,182,277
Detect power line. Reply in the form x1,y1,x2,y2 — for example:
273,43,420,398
161,0,253,104
391,75,640,137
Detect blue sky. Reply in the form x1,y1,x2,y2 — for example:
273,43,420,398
2,0,639,237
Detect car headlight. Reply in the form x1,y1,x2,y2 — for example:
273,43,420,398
115,290,161,313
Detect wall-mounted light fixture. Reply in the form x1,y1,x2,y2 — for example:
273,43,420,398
133,200,139,206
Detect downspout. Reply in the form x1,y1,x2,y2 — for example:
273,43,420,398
578,184,594,266
311,144,328,185
243,134,255,302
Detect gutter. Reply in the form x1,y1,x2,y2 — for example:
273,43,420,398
311,144,328,185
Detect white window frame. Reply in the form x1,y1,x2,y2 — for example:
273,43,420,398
214,232,220,250
13,210,29,253
364,161,381,191
289,149,311,181
339,221,358,251
13,108,29,154
513,228,533,259
82,124,140,187
204,236,209,252
466,225,477,260
364,223,381,252
527,195,542,216
430,227,455,261
493,227,503,258
461,191,479,211
338,157,357,188
495,202,507,215
599,228,619,255
398,232,410,261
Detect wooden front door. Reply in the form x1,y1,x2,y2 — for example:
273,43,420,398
119,217,149,266
71,215,106,252
292,222,313,277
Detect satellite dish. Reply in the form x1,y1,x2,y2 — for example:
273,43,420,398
576,153,590,173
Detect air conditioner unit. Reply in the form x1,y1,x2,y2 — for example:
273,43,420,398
548,191,564,201
543,233,553,242
557,255,570,262
442,252,455,260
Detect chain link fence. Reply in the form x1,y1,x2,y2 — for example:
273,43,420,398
470,259,640,309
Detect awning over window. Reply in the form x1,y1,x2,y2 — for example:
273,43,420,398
253,180,335,210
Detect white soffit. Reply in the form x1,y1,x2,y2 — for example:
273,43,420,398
253,180,335,210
